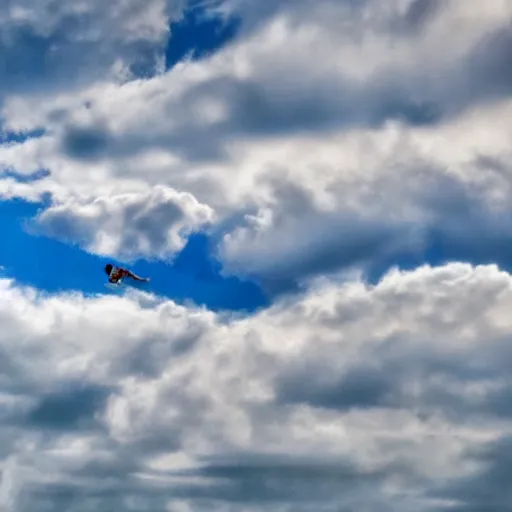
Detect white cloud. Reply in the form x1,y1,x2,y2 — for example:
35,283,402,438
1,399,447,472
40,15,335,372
33,186,214,260
0,263,511,509
4,2,512,511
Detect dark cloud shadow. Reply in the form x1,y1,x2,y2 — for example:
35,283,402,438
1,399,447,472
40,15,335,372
61,125,112,160
403,0,440,29
0,19,104,96
277,364,396,411
57,72,443,165
26,383,110,430
467,26,512,101
165,452,391,506
115,330,203,378
430,435,512,511
275,328,512,426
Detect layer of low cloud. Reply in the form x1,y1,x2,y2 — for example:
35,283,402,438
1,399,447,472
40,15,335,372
0,263,511,510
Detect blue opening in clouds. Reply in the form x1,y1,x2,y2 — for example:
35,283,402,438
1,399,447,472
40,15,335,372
0,168,50,183
364,227,512,286
0,199,268,313
5,196,512,311
0,128,45,144
165,5,240,69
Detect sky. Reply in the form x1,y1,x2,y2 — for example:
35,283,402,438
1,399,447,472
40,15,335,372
1,0,512,510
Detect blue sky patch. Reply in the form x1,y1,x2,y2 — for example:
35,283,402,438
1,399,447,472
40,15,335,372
0,168,50,183
165,4,240,69
0,199,268,313
0,128,45,144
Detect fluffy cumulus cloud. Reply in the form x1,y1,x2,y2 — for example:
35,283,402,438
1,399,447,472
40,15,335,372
0,263,512,510
33,186,214,260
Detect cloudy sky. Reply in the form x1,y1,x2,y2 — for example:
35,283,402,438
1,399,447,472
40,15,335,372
1,0,512,510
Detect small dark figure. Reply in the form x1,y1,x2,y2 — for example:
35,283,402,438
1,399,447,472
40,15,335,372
105,264,149,284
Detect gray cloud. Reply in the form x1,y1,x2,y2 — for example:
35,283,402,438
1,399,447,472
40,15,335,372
164,453,393,508
0,0,184,101
1,0,511,282
0,263,512,510
466,25,512,102
218,163,512,296
26,383,110,430
403,0,441,29
55,72,442,166
2,3,512,511
61,125,112,161
430,436,512,511
276,332,512,426
37,0,509,199
277,363,396,411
